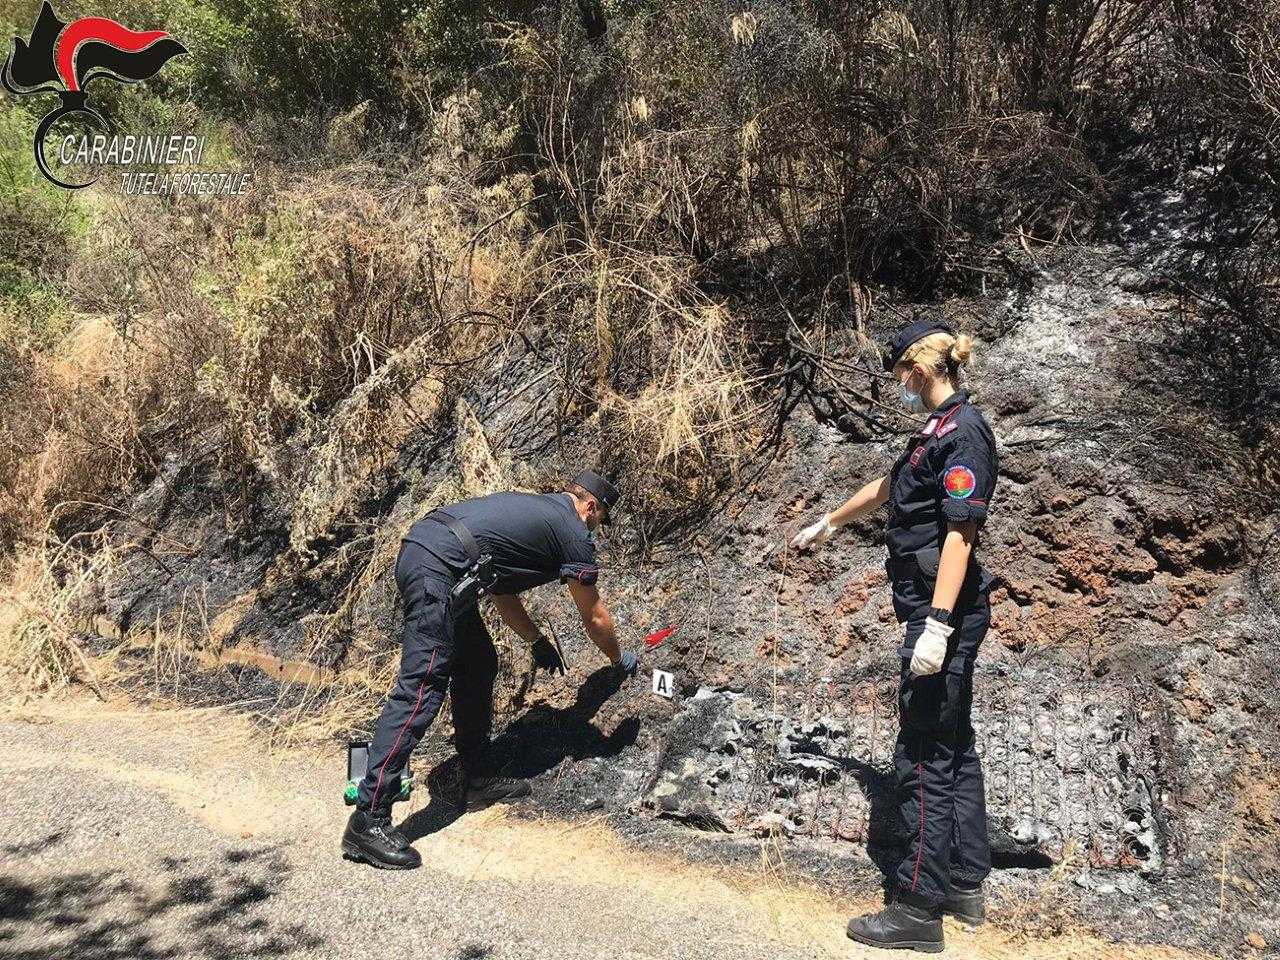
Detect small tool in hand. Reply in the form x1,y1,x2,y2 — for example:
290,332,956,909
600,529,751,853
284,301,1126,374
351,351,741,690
532,625,567,676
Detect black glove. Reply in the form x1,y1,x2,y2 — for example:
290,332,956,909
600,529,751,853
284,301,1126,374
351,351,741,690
615,650,639,679
531,635,565,675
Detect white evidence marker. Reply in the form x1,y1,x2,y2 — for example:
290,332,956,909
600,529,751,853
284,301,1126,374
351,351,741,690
651,669,674,699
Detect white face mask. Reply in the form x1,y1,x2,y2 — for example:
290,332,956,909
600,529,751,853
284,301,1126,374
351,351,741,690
899,372,926,413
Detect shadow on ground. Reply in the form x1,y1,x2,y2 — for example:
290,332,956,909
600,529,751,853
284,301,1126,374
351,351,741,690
845,754,1054,899
402,665,639,843
0,832,324,960
840,756,902,896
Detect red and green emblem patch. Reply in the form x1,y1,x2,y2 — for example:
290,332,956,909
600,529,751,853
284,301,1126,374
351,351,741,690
943,465,977,499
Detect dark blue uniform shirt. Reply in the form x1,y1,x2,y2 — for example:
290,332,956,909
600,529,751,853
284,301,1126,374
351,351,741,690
402,492,599,594
886,390,997,578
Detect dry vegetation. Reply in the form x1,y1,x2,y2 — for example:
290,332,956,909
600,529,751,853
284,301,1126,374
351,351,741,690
0,0,1277,701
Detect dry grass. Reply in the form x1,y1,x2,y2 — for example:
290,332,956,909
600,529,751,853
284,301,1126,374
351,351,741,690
501,235,766,546
0,533,401,749
600,302,755,471
0,155,530,551
1,0,1277,722
0,531,115,697
0,103,776,700
0,149,529,699
260,651,401,752
0,312,152,552
504,0,1116,294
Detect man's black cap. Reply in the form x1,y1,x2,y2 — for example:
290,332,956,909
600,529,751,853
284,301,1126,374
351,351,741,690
571,469,621,514
883,319,955,372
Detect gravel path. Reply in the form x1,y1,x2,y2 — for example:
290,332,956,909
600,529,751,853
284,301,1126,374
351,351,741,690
0,697,1203,960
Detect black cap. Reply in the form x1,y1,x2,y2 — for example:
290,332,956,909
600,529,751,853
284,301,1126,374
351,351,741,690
883,319,955,372
571,469,621,514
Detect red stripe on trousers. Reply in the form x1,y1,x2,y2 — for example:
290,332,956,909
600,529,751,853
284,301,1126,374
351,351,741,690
911,760,925,891
369,649,436,813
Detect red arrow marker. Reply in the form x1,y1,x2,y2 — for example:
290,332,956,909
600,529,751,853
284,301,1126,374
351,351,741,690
643,625,679,651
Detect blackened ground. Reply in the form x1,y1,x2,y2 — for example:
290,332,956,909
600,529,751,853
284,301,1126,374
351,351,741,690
69,225,1280,956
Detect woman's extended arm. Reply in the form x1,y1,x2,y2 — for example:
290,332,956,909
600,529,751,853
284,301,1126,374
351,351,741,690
791,475,890,549
829,475,891,528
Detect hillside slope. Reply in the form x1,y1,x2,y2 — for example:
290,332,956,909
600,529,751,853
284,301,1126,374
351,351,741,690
3,3,1279,955
55,219,1280,955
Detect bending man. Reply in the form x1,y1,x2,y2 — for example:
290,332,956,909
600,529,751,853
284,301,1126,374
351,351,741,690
343,470,638,870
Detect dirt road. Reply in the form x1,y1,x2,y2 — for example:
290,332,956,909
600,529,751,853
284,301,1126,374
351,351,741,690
0,696,1203,960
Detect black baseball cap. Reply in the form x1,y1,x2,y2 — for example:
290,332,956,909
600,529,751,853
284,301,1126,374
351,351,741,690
883,319,955,372
571,469,621,518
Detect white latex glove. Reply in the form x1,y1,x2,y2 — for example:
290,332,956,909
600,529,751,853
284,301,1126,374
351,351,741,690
790,515,835,550
910,618,954,677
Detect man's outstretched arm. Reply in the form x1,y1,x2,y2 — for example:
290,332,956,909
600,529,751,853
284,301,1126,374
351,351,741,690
566,580,622,665
490,593,542,644
493,592,566,674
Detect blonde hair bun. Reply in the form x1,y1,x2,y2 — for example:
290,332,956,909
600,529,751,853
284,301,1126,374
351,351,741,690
900,330,974,374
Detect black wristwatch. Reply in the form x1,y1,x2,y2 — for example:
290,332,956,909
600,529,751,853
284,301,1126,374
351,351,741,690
927,606,953,626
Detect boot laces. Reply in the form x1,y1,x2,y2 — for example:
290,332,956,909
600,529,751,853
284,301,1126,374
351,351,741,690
365,815,405,847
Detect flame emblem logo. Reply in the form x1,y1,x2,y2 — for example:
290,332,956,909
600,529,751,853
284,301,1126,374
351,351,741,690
2,1,187,188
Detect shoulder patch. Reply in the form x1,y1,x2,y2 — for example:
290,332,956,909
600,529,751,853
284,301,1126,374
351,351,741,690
936,421,959,438
943,465,977,499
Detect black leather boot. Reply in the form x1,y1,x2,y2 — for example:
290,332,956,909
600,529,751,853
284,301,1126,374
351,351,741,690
464,775,531,812
341,810,422,870
846,901,944,953
943,882,985,925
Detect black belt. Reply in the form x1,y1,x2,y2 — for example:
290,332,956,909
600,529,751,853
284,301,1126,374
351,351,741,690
424,510,496,608
428,510,481,564
887,548,941,580
886,552,984,582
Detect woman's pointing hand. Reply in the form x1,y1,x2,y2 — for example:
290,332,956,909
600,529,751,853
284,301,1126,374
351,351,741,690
790,515,835,550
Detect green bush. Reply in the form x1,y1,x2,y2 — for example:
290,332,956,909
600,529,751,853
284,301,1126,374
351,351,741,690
0,103,83,348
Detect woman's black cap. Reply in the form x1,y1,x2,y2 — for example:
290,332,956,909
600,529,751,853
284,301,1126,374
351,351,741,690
883,320,955,372
571,469,621,513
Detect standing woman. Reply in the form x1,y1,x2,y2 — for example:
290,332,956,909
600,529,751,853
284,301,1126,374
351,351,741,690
791,320,998,954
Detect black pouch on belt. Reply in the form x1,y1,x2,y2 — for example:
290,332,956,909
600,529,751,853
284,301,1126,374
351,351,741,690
435,510,498,610
907,545,996,593
885,546,942,585
915,546,941,579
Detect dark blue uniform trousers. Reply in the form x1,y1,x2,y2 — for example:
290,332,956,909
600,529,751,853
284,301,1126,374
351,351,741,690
892,578,992,907
356,539,498,814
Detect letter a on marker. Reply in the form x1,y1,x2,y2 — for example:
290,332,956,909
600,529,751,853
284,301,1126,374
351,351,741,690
652,669,673,698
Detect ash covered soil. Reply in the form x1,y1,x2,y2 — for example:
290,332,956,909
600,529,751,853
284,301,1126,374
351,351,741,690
68,227,1280,957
